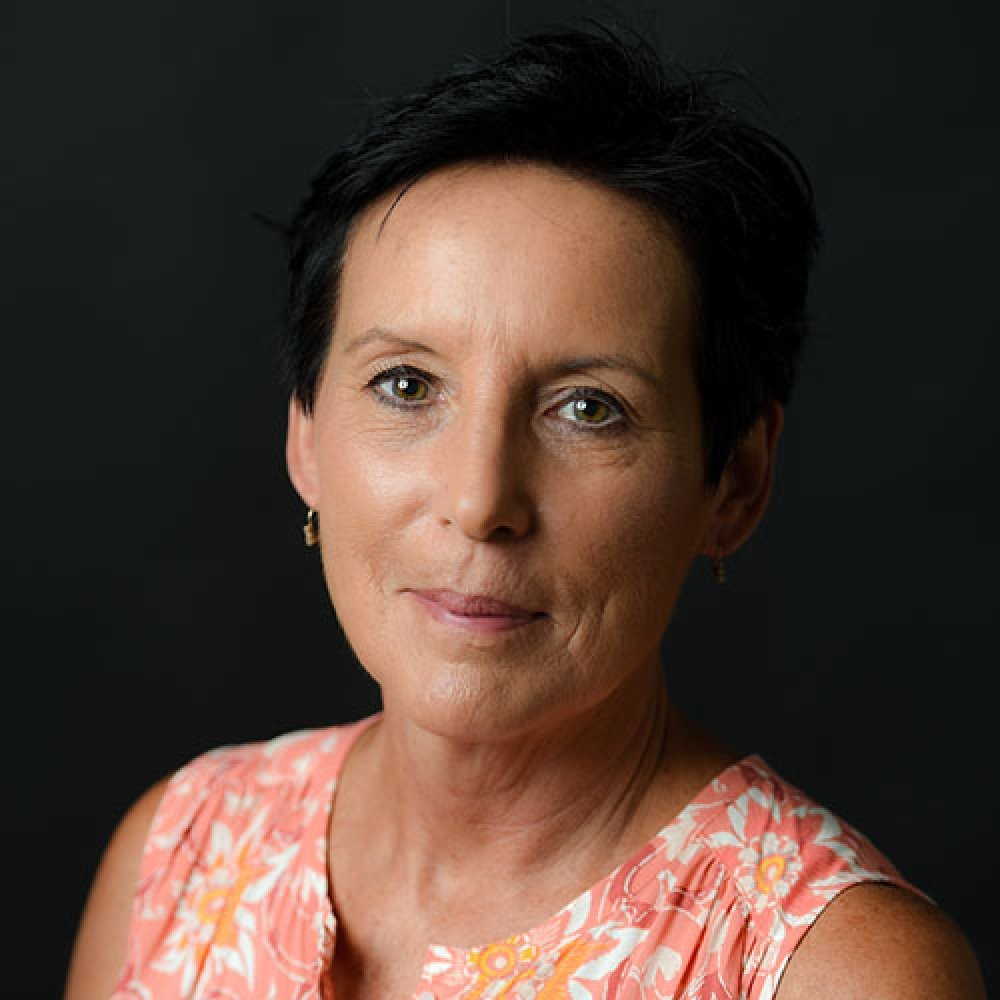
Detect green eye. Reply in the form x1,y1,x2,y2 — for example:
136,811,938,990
388,374,429,401
556,392,623,428
369,366,433,405
571,398,610,423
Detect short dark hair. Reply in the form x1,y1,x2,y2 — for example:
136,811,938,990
283,26,819,484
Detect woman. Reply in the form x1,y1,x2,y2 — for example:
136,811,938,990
66,28,984,1000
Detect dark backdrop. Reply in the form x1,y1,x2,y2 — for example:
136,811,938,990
3,1,996,995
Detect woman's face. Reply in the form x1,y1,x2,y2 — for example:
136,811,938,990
288,163,773,741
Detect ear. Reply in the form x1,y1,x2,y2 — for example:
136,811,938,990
702,400,784,558
285,395,321,509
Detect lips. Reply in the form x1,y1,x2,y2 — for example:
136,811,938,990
417,589,538,617
408,588,545,634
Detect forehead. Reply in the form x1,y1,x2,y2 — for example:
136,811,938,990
334,162,696,366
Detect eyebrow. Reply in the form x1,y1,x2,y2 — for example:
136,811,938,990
343,326,661,388
547,354,662,389
343,326,440,357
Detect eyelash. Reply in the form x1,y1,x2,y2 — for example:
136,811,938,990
365,364,627,431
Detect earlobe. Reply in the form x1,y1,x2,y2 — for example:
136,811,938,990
704,401,784,558
285,396,321,509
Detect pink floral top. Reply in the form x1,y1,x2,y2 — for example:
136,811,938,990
112,716,919,999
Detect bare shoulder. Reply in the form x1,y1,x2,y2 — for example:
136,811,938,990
64,776,172,1000
776,882,986,1000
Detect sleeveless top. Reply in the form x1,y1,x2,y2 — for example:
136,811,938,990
111,716,919,1000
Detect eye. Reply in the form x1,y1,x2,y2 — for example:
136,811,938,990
368,365,434,405
554,390,625,429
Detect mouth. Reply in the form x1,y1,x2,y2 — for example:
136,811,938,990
407,588,546,635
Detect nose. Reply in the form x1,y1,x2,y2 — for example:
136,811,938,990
436,404,536,543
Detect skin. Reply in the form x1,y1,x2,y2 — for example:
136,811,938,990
65,163,985,999
287,161,768,996
291,161,763,747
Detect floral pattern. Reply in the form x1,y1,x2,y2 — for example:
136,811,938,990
113,717,919,999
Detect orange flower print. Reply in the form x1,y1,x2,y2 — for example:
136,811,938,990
150,811,298,997
736,831,803,911
754,853,787,894
463,936,540,997
535,929,643,999
472,939,540,978
114,728,914,1000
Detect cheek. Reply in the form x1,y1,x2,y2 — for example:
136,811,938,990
560,459,707,625
579,453,702,551
312,425,429,613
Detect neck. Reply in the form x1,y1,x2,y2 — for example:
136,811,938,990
350,660,678,908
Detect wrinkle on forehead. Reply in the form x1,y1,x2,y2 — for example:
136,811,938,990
339,162,697,372
371,162,676,260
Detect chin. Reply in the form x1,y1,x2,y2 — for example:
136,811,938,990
379,661,573,745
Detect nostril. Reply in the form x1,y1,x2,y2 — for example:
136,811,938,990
436,440,536,541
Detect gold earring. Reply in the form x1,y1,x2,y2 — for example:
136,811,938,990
711,554,727,585
303,508,319,547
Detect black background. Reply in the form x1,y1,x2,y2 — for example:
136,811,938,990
3,1,997,995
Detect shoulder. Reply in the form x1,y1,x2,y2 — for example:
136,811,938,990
64,735,267,1000
775,883,986,1000
64,722,360,1000
671,757,985,997
65,776,172,1000
695,758,986,999
691,757,911,916
146,722,365,834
